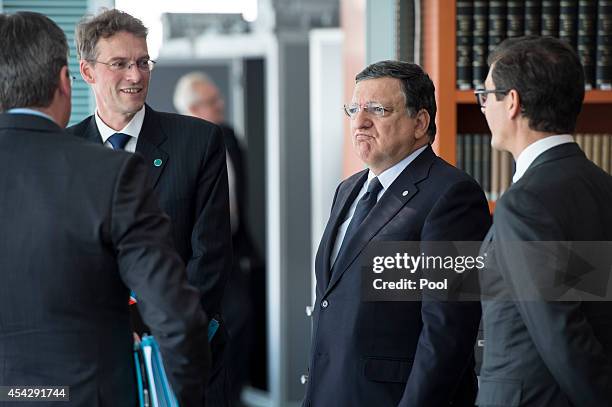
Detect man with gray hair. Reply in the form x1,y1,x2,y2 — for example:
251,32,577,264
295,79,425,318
0,11,209,406
67,9,233,406
303,60,490,406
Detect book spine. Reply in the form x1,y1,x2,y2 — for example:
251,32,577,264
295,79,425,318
473,1,489,88
597,0,612,89
525,0,542,35
541,0,560,37
579,0,598,89
473,133,483,188
482,134,492,200
560,1,578,49
464,134,474,178
488,1,508,54
457,133,465,171
507,1,525,38
592,134,603,168
602,134,611,173
457,0,474,89
584,133,594,161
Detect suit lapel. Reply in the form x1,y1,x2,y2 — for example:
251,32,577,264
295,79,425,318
323,146,435,296
135,105,169,189
318,172,368,288
83,116,104,145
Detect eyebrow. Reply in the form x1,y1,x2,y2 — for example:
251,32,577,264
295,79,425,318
107,55,151,61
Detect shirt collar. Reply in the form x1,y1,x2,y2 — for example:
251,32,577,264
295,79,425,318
95,106,145,144
7,108,55,123
513,134,574,183
367,144,429,190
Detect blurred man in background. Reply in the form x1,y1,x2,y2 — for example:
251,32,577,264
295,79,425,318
175,72,263,405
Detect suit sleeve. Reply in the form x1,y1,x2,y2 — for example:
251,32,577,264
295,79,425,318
111,153,211,407
187,124,233,318
399,180,490,407
494,189,612,405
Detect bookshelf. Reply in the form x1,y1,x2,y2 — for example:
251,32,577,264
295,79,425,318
423,0,612,211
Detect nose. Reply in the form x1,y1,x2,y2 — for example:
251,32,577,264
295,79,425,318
352,108,373,129
124,63,144,82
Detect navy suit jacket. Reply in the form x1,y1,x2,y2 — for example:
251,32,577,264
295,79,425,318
0,113,209,406
304,146,491,407
68,105,233,404
478,143,612,406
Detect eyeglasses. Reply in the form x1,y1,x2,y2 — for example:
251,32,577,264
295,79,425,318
89,58,156,72
344,102,394,118
474,88,509,108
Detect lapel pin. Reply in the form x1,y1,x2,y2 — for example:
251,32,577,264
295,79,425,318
153,158,163,167
402,190,409,196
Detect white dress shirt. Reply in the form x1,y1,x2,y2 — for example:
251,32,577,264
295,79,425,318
94,106,145,152
513,134,574,183
330,145,428,267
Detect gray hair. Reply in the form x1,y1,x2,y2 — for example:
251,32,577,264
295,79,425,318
0,12,68,111
173,71,213,115
75,8,147,61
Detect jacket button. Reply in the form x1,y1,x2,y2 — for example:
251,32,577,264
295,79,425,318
321,299,329,308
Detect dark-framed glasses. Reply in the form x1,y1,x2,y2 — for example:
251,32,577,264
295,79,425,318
89,58,156,72
474,88,510,108
344,101,393,118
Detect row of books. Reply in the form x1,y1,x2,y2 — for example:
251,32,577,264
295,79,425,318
457,0,612,90
456,133,612,200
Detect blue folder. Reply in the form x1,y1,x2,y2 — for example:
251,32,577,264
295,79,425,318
134,335,179,407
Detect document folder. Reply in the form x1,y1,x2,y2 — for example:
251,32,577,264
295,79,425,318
134,335,179,407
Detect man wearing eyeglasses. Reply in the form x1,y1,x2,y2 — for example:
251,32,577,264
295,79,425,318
303,60,491,407
476,36,612,406
67,9,233,407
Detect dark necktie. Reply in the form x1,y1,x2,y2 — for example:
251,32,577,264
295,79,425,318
108,132,131,150
330,177,383,278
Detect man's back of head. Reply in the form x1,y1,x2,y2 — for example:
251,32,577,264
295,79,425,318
488,36,585,135
0,12,72,127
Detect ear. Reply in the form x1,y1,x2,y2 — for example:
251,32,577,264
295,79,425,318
80,59,95,84
413,109,430,140
58,65,71,97
507,89,521,119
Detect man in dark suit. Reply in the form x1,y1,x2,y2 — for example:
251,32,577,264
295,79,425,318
476,36,612,406
174,72,264,405
303,60,491,407
0,12,209,406
67,9,233,406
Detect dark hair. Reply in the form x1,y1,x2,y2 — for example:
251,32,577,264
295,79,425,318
0,12,68,111
76,9,147,61
356,60,437,142
488,36,585,134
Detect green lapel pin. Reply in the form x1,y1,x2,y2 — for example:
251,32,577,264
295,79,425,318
153,158,163,167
